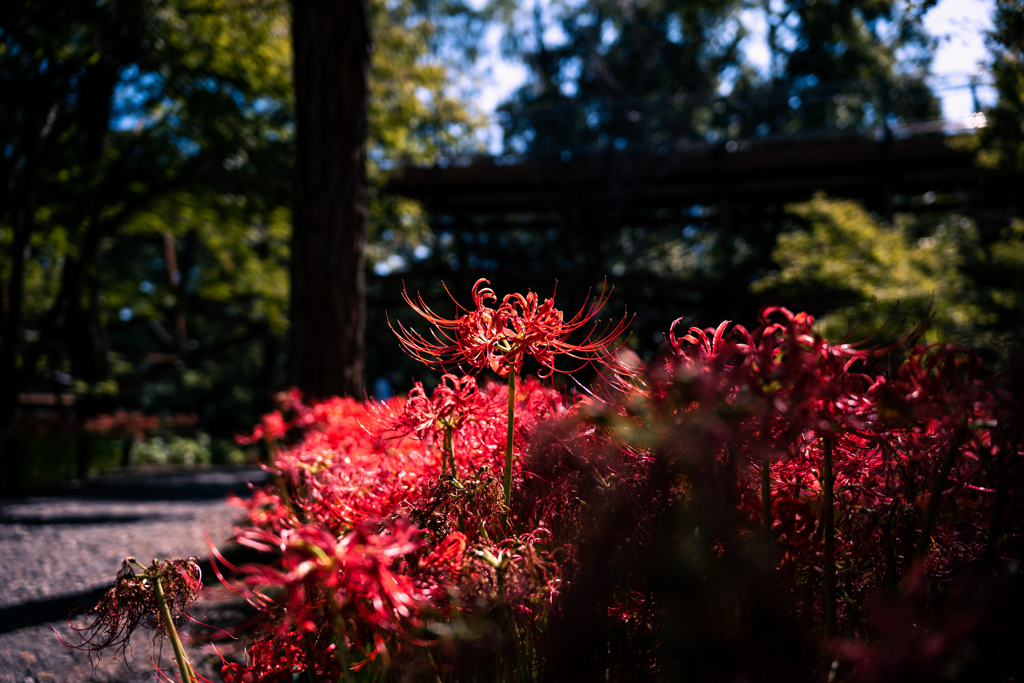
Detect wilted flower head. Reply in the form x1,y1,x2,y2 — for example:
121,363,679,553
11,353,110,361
59,557,201,661
392,278,632,378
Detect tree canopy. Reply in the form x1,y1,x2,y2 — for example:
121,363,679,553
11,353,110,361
3,0,1021,493
496,0,940,156
0,0,481,490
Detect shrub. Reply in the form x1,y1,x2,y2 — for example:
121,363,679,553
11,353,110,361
132,433,212,467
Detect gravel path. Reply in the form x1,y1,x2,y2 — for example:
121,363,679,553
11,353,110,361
0,466,269,683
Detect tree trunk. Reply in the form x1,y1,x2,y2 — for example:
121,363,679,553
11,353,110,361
289,0,369,399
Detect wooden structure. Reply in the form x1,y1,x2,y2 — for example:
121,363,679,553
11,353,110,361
376,132,988,354
389,134,981,234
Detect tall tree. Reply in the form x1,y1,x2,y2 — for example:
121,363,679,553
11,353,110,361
289,0,370,399
0,0,294,492
979,0,1024,177
499,0,748,155
758,0,939,137
0,0,479,491
498,0,940,153
489,0,750,312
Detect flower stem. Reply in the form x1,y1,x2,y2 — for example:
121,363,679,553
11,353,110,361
916,430,963,557
986,442,1007,565
449,426,458,479
761,450,772,552
822,437,836,637
329,597,350,676
152,572,196,683
503,369,516,514
443,426,454,477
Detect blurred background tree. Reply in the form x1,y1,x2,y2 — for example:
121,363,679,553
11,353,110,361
979,0,1024,175
497,0,939,153
497,0,748,156
758,0,939,136
751,193,989,342
381,0,954,373
289,0,485,401
2,0,1021,492
0,0,480,492
0,0,295,491
289,0,372,401
750,0,1024,357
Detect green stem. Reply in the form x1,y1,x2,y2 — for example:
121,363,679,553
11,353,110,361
425,648,444,683
152,573,196,683
329,597,350,677
445,425,457,479
442,427,452,477
986,444,1007,566
504,369,516,515
506,608,529,681
761,450,772,552
822,437,836,637
916,431,963,557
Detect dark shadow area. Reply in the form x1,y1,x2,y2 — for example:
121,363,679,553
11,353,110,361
0,586,112,635
0,513,167,526
0,544,271,634
0,467,273,634
0,466,270,503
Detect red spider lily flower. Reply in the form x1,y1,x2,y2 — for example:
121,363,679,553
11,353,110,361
393,374,498,442
420,531,468,574
413,531,469,607
231,388,512,535
384,374,506,477
868,344,983,432
229,521,424,633
236,410,288,445
222,632,341,683
391,278,632,378
669,319,751,362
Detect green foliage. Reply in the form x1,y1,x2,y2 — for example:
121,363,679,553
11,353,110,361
753,193,989,342
131,432,212,466
1,0,481,444
0,0,297,435
983,218,1024,327
368,0,482,163
365,0,485,268
744,2,1024,354
164,0,293,101
495,0,939,154
117,191,291,335
978,0,1024,172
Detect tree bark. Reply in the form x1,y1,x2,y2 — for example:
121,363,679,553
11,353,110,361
289,0,369,399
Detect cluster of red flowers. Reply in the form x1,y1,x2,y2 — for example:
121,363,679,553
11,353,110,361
216,377,574,679
84,411,199,440
211,287,1022,681
655,310,1014,631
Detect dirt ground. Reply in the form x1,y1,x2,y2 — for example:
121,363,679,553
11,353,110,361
0,466,269,682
